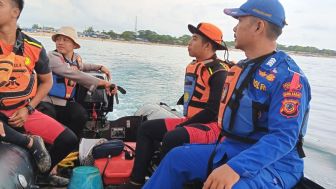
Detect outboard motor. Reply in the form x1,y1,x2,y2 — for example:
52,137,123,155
76,72,115,138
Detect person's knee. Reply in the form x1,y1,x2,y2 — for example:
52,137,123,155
138,120,158,135
54,128,78,149
162,129,189,152
161,146,191,172
165,146,188,161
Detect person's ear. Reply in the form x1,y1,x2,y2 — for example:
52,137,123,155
11,7,20,19
256,20,266,30
256,21,261,31
255,20,266,33
206,42,212,50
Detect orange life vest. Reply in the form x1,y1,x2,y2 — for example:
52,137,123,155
183,58,231,118
0,47,37,110
217,65,243,126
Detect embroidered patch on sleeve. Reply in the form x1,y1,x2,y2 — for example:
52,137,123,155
266,74,275,82
280,99,300,118
253,79,267,91
282,82,302,91
259,70,267,77
283,91,302,98
258,70,276,82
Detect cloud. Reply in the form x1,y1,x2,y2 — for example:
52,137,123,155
19,0,336,50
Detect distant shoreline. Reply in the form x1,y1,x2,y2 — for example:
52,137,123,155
24,31,336,59
24,31,189,48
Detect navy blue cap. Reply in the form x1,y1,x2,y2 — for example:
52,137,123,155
224,0,287,28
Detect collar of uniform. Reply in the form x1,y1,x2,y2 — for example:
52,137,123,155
13,29,24,55
192,54,217,65
0,28,24,55
243,51,276,66
55,50,79,64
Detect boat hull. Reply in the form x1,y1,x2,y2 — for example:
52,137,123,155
0,142,35,189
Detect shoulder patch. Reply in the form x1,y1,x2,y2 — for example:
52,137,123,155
261,51,287,71
280,99,300,118
266,57,277,67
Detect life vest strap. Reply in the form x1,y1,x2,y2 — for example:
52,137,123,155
222,130,258,144
56,77,64,83
207,132,226,177
297,109,309,158
227,53,275,132
297,136,305,158
254,127,268,132
195,83,206,90
222,130,305,158
188,100,208,109
192,90,203,99
0,99,28,110
252,102,269,112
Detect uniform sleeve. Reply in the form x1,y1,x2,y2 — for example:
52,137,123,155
34,47,51,74
178,70,226,126
227,68,310,178
48,52,100,89
82,63,101,72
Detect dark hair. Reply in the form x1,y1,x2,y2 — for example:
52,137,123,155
11,0,24,18
199,34,217,52
250,16,282,40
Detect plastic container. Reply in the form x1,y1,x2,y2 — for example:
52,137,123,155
68,166,103,189
94,142,136,185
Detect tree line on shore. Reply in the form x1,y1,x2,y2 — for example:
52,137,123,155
28,25,336,57
97,28,336,57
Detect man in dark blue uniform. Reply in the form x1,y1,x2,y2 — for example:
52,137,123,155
142,0,311,189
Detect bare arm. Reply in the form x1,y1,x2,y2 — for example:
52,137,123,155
8,73,52,127
30,73,53,108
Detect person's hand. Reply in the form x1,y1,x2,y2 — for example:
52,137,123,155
0,121,5,137
99,65,111,81
8,108,29,127
102,81,118,96
203,164,240,189
110,84,118,95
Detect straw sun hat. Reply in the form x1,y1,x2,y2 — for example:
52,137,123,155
52,26,81,49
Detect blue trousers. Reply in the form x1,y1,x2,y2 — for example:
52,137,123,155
143,142,302,189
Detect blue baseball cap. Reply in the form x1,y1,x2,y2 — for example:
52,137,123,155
224,0,287,28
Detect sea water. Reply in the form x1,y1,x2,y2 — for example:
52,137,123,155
38,36,336,188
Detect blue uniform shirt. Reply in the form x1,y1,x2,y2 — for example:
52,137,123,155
225,53,311,178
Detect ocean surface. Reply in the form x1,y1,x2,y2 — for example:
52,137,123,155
37,36,336,188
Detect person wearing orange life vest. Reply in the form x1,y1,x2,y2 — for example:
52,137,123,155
37,26,117,137
120,22,232,189
0,0,78,187
142,0,311,189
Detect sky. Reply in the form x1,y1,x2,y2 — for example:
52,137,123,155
19,0,336,50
